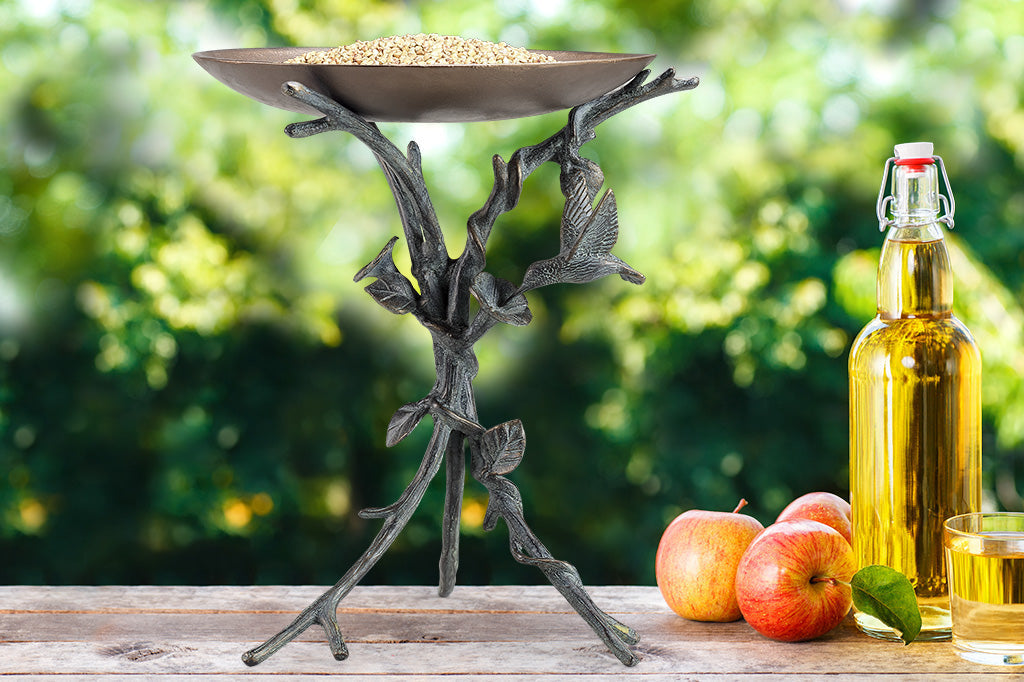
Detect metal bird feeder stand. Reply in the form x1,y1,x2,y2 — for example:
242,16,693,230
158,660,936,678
196,53,697,667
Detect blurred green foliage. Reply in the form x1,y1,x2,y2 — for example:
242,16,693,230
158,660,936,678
1,0,1023,586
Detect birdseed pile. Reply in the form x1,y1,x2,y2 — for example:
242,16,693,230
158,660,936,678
285,33,556,66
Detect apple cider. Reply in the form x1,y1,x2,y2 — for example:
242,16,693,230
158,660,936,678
947,549,1024,663
849,143,981,641
943,514,1024,664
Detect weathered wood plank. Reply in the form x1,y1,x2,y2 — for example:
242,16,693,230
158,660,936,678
2,611,667,643
0,638,1016,678
0,584,658,613
0,586,1016,680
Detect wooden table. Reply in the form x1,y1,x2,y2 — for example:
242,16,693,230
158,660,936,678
0,585,1017,680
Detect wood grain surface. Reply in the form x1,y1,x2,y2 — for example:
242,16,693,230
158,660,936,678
0,585,1015,680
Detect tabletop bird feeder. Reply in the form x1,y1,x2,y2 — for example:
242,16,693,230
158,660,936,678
194,41,698,667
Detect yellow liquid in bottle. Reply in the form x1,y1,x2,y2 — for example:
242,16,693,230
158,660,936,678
849,236,982,641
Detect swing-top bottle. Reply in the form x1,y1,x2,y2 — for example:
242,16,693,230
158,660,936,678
849,142,981,641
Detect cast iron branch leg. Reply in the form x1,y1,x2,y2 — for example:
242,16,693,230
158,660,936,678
242,425,451,666
472,459,641,666
438,432,465,597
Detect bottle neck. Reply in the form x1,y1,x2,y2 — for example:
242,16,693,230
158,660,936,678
877,161,952,318
892,160,940,223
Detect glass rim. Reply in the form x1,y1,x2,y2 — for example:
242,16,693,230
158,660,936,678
944,511,1024,538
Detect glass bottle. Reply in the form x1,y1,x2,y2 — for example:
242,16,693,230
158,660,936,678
849,142,982,641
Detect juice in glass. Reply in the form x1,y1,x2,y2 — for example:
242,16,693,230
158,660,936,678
944,512,1024,666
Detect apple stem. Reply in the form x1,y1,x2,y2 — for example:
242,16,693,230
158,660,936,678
731,499,749,514
811,576,852,587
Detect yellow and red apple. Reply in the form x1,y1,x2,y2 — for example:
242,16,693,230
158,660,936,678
655,500,764,622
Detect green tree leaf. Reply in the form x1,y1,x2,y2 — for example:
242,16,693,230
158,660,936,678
850,565,922,645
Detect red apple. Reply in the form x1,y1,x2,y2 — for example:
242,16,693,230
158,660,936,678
775,492,852,545
656,499,764,622
735,519,855,641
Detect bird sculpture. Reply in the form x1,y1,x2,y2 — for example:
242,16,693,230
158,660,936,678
520,171,645,293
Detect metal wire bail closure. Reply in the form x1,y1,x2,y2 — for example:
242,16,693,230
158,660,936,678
875,154,956,231
875,156,895,232
935,155,956,230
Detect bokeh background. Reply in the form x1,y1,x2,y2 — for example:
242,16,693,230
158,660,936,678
2,0,1023,586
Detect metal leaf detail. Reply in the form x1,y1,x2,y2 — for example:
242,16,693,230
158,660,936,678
365,278,417,315
480,419,526,476
385,400,429,447
356,236,419,315
471,272,532,327
354,236,401,282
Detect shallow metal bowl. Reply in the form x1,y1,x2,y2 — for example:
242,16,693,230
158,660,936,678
192,47,656,122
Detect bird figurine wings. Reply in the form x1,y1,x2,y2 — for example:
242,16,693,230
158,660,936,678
520,171,645,292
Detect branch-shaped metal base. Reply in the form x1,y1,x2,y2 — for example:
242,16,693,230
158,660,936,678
241,68,697,668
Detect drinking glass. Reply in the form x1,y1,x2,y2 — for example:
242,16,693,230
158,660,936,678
943,512,1024,666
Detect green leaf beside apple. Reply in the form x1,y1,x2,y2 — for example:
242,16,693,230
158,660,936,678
849,565,922,645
